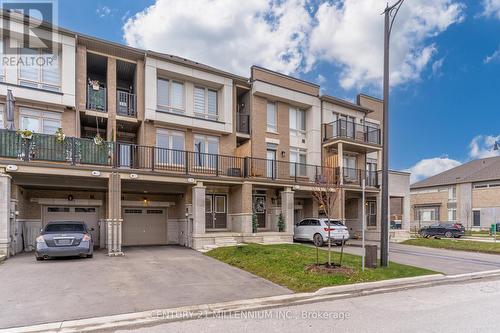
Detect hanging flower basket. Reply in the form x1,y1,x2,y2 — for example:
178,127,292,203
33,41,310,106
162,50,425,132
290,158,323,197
90,80,100,91
17,129,33,140
55,128,65,143
93,134,104,146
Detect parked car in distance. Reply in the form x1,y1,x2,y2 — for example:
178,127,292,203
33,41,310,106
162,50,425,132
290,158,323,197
35,221,94,260
419,222,465,239
294,218,350,247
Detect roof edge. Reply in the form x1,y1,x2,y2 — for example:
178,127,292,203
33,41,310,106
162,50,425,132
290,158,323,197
320,95,374,113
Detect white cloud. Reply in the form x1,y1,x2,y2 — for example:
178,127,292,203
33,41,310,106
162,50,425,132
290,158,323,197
96,6,112,18
308,0,465,89
469,135,500,159
405,134,500,183
316,74,326,84
482,0,500,19
431,57,445,76
484,46,500,64
123,0,312,76
405,157,461,183
123,0,464,89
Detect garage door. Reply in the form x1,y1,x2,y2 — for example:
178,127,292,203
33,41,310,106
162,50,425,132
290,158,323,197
122,208,167,246
43,206,99,245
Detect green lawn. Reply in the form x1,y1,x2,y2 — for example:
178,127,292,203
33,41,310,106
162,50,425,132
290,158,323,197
402,238,500,254
205,244,436,292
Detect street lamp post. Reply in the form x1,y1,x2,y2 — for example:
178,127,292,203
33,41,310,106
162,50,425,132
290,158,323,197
381,0,405,267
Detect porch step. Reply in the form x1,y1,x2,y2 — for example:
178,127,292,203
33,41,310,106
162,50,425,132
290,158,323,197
199,242,245,253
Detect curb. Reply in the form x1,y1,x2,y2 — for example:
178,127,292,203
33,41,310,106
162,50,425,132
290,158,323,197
4,269,500,333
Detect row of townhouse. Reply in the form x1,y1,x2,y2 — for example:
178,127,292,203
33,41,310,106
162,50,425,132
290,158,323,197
410,156,500,231
0,12,406,258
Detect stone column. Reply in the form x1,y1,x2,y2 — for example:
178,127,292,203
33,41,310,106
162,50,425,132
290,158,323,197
280,187,294,233
106,172,123,256
107,57,117,141
192,182,206,236
231,182,253,234
0,172,11,258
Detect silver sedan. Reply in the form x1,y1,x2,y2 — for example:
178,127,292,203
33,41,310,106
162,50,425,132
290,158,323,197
35,221,94,260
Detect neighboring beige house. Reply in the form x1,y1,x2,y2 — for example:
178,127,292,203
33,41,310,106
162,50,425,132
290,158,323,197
0,13,391,258
411,156,500,231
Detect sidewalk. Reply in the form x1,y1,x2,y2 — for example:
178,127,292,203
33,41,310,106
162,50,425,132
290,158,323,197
6,269,500,333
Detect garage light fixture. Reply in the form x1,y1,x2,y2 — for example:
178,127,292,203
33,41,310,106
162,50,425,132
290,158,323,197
6,164,17,171
130,173,138,179
187,178,195,183
293,185,300,190
91,170,101,177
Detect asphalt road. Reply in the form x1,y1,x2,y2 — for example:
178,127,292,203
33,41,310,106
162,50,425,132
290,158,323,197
120,275,500,333
308,241,500,274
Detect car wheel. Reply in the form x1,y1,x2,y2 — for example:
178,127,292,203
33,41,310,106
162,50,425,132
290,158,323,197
313,233,324,247
444,231,453,238
87,253,93,258
35,256,43,261
421,232,428,238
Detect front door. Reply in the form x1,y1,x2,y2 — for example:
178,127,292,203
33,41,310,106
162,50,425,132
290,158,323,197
366,201,377,227
118,142,132,168
205,194,227,229
253,195,267,228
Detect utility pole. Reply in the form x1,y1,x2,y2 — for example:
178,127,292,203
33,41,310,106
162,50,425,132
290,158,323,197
381,0,405,267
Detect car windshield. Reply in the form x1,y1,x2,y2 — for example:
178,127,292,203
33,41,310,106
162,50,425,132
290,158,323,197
44,224,85,233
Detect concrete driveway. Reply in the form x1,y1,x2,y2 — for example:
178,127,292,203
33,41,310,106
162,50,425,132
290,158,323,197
0,246,291,329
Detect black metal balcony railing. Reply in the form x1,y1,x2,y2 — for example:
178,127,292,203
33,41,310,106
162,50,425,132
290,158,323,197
0,129,379,187
117,91,136,117
87,85,107,112
236,113,250,134
323,119,381,145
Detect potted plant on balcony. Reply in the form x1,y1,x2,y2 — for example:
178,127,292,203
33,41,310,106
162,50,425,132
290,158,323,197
90,79,100,91
277,213,285,232
55,128,65,143
93,133,104,146
17,129,33,140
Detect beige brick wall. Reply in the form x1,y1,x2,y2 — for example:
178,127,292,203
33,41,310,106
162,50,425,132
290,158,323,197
410,190,450,222
75,44,87,112
251,96,290,161
472,187,500,208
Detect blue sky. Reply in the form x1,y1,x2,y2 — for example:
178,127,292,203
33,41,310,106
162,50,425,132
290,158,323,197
56,0,500,181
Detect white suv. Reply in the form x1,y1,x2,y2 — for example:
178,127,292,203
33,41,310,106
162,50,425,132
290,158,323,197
294,218,350,247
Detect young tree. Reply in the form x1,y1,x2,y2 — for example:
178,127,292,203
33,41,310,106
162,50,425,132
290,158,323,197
311,161,341,266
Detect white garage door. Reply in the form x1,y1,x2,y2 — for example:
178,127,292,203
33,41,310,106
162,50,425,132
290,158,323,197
122,208,167,246
43,206,99,244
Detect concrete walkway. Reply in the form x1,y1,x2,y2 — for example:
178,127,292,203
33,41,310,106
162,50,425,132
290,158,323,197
0,246,290,329
307,241,500,275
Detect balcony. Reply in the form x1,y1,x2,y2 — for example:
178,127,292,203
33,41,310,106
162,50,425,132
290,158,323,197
342,167,379,187
117,90,136,117
236,113,250,134
323,119,381,146
0,130,339,186
86,84,107,112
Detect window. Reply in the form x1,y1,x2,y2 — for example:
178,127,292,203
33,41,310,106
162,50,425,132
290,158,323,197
194,86,218,120
266,102,277,132
156,129,185,165
19,108,61,134
473,210,481,227
47,207,70,212
448,186,457,202
289,107,306,136
290,147,307,177
147,209,164,214
18,47,60,91
0,105,4,129
157,78,184,113
333,113,355,138
414,206,440,222
266,146,277,178
194,134,219,168
447,208,457,221
74,207,96,213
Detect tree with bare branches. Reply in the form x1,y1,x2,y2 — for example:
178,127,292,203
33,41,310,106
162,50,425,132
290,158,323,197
311,162,341,267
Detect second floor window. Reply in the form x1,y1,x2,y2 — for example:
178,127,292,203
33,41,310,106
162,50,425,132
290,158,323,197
157,78,184,113
156,129,185,165
19,47,60,92
289,107,306,136
194,134,219,168
290,147,307,177
19,108,61,135
194,86,218,121
267,102,277,132
448,186,457,202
